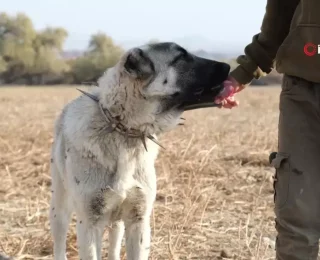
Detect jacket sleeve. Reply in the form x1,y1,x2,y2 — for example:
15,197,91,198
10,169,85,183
230,0,300,85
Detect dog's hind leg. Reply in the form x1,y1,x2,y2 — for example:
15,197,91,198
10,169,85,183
108,221,125,260
124,218,151,260
49,162,73,260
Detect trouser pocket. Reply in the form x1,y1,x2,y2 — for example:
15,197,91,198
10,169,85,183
269,152,291,210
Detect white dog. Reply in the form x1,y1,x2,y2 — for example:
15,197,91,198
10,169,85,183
49,42,230,260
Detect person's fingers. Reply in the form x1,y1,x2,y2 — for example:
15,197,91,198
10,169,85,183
215,77,244,108
214,97,222,104
235,85,245,93
226,76,246,93
223,102,237,108
222,97,239,108
219,83,234,99
222,103,234,109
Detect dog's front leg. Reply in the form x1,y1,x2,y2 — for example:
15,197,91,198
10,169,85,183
108,221,125,260
76,218,104,260
125,218,151,260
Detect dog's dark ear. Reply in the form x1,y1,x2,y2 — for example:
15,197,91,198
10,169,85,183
124,48,154,80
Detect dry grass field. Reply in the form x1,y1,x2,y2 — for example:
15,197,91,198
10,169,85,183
0,86,282,260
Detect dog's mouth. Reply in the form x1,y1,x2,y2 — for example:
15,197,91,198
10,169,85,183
180,84,225,111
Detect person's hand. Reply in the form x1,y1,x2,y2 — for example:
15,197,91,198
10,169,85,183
214,76,245,109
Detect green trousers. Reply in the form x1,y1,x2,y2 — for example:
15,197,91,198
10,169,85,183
270,74,320,260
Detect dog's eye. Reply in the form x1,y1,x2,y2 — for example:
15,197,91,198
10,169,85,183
163,79,168,84
169,50,192,67
176,47,188,56
169,54,184,66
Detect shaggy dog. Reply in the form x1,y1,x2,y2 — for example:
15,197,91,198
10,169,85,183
49,42,230,260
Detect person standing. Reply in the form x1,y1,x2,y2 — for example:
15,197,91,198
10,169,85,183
215,1,320,259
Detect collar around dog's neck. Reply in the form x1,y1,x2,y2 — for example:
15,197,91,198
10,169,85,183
76,88,165,152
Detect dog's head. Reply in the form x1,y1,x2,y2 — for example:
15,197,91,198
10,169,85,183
99,42,230,133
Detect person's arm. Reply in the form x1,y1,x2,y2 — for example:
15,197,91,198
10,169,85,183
230,0,300,85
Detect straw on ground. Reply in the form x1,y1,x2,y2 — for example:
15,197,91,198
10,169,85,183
0,86,280,260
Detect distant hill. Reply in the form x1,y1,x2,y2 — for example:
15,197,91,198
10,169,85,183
62,50,84,60
61,49,236,61
192,50,239,60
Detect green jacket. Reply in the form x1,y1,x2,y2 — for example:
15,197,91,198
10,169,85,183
230,0,320,85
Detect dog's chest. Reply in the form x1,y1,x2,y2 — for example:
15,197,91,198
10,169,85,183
84,152,157,224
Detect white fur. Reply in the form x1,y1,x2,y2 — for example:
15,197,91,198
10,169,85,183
49,52,182,260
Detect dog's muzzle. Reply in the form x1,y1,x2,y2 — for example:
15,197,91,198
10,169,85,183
178,61,231,111
181,84,225,111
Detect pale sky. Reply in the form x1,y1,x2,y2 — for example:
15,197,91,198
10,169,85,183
2,0,267,52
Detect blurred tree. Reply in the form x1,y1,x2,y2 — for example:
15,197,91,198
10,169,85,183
71,56,98,84
72,32,123,84
30,27,69,84
0,12,36,83
0,12,70,84
0,56,7,74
